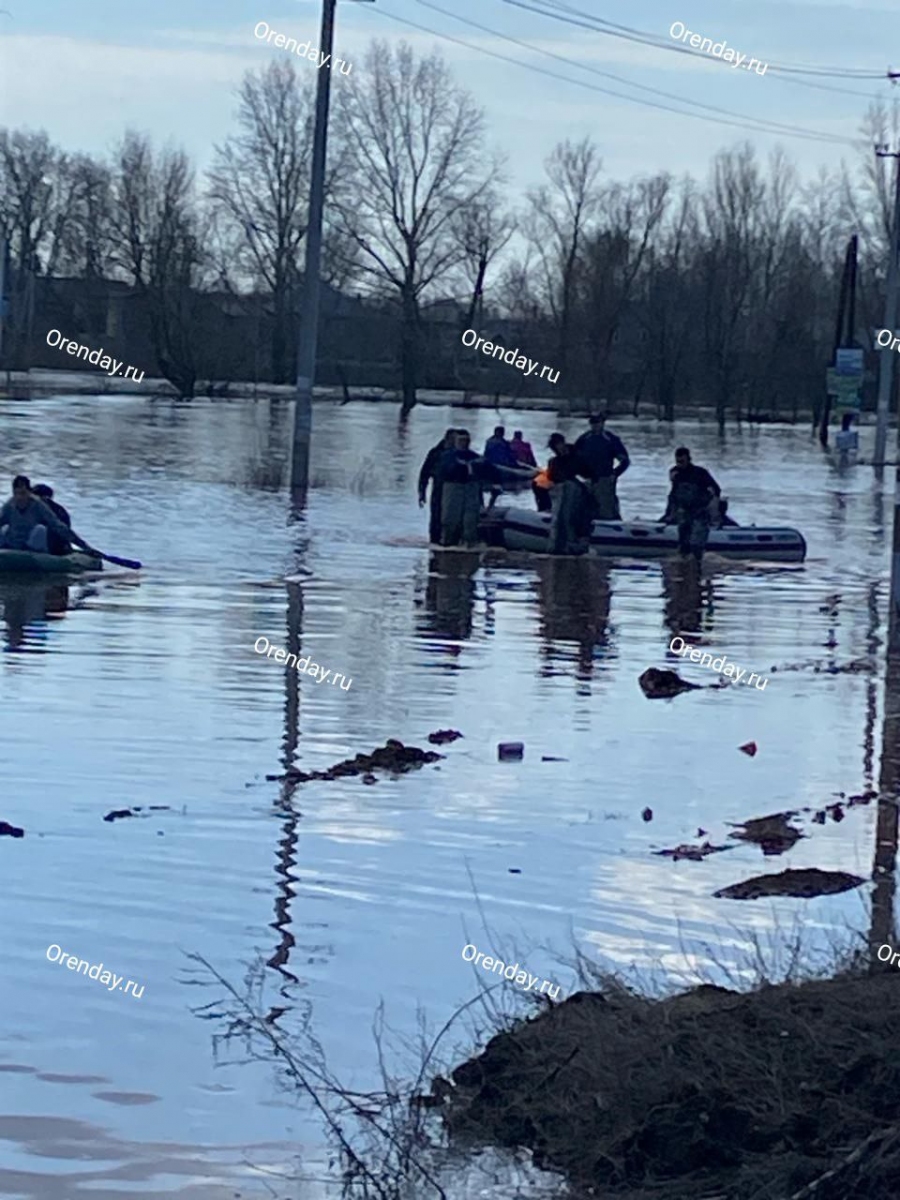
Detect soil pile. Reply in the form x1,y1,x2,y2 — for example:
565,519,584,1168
443,967,900,1199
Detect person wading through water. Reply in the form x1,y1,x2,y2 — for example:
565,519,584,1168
418,428,457,544
573,412,630,519
546,433,593,555
438,430,484,547
663,447,722,563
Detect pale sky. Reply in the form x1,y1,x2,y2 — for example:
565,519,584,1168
0,0,896,197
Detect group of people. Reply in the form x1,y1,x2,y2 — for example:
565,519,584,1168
0,475,98,558
418,415,726,561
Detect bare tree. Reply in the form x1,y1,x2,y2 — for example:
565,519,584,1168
109,131,205,396
334,39,504,417
525,138,603,389
208,61,322,383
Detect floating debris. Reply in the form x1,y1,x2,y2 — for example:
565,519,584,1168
728,812,803,856
541,755,568,762
267,738,443,784
103,806,172,823
508,868,522,874
654,841,733,862
638,668,702,699
738,741,758,757
428,729,463,745
641,807,653,822
103,809,135,823
0,820,24,838
498,742,524,761
714,867,865,900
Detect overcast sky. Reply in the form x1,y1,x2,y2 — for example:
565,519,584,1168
0,0,896,198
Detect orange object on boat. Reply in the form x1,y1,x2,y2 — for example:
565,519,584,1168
534,468,551,489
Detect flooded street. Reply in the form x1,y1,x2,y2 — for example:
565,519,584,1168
0,393,889,1197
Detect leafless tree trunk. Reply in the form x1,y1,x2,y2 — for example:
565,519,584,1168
208,61,321,384
334,40,504,418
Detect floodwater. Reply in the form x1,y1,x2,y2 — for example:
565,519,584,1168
0,394,890,1197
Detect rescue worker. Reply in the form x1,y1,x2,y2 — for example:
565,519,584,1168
573,412,630,519
663,447,721,562
438,430,483,547
546,433,593,555
418,428,457,544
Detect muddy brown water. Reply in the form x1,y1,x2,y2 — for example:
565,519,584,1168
0,393,888,1196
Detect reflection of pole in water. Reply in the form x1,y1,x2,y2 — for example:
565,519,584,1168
871,653,900,964
267,576,304,1014
863,583,880,789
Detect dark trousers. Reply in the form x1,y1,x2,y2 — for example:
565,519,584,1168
533,483,552,513
676,510,711,560
549,481,590,555
428,484,443,544
441,481,481,546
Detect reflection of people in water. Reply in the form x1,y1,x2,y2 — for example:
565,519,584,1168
661,556,713,639
417,551,480,645
0,582,70,650
536,556,612,677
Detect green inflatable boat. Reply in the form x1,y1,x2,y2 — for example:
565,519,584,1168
0,549,103,574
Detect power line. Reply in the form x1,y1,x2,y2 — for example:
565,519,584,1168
373,3,856,148
415,0,858,145
509,0,887,80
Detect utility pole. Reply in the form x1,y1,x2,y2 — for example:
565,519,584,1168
290,0,373,498
290,0,336,498
873,144,900,468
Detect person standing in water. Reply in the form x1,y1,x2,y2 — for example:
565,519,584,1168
573,412,630,520
663,447,721,563
418,428,457,544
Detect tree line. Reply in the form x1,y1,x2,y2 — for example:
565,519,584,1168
0,38,896,423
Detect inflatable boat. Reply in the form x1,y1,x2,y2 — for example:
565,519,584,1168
480,506,807,563
0,549,103,574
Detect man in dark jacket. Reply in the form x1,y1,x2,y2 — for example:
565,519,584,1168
483,426,517,468
0,475,98,557
32,484,72,555
547,433,593,555
418,429,457,544
573,412,629,519
438,430,484,547
663,447,721,562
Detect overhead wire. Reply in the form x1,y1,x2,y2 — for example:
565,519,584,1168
413,0,860,145
514,0,887,80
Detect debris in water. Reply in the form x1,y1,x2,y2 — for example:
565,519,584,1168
267,738,443,783
428,729,463,745
739,741,758,757
509,868,522,874
0,820,24,838
498,742,524,761
103,806,171,823
728,812,803,856
654,841,733,862
714,867,865,900
103,809,135,823
639,668,701,698
362,773,378,785
641,807,653,822
542,755,568,762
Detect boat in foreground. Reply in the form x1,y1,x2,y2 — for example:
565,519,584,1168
0,549,103,574
480,505,807,563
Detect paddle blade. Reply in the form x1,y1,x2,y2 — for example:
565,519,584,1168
100,552,142,569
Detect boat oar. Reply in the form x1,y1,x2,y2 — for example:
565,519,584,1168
94,550,142,570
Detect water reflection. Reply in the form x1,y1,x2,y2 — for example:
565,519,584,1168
536,557,612,678
416,551,480,644
0,581,70,651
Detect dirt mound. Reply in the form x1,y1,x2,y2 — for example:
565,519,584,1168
442,967,900,1199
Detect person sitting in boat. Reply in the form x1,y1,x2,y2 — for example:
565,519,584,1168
32,484,72,556
0,475,98,558
662,448,721,562
483,426,518,469
510,430,537,468
546,434,593,555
